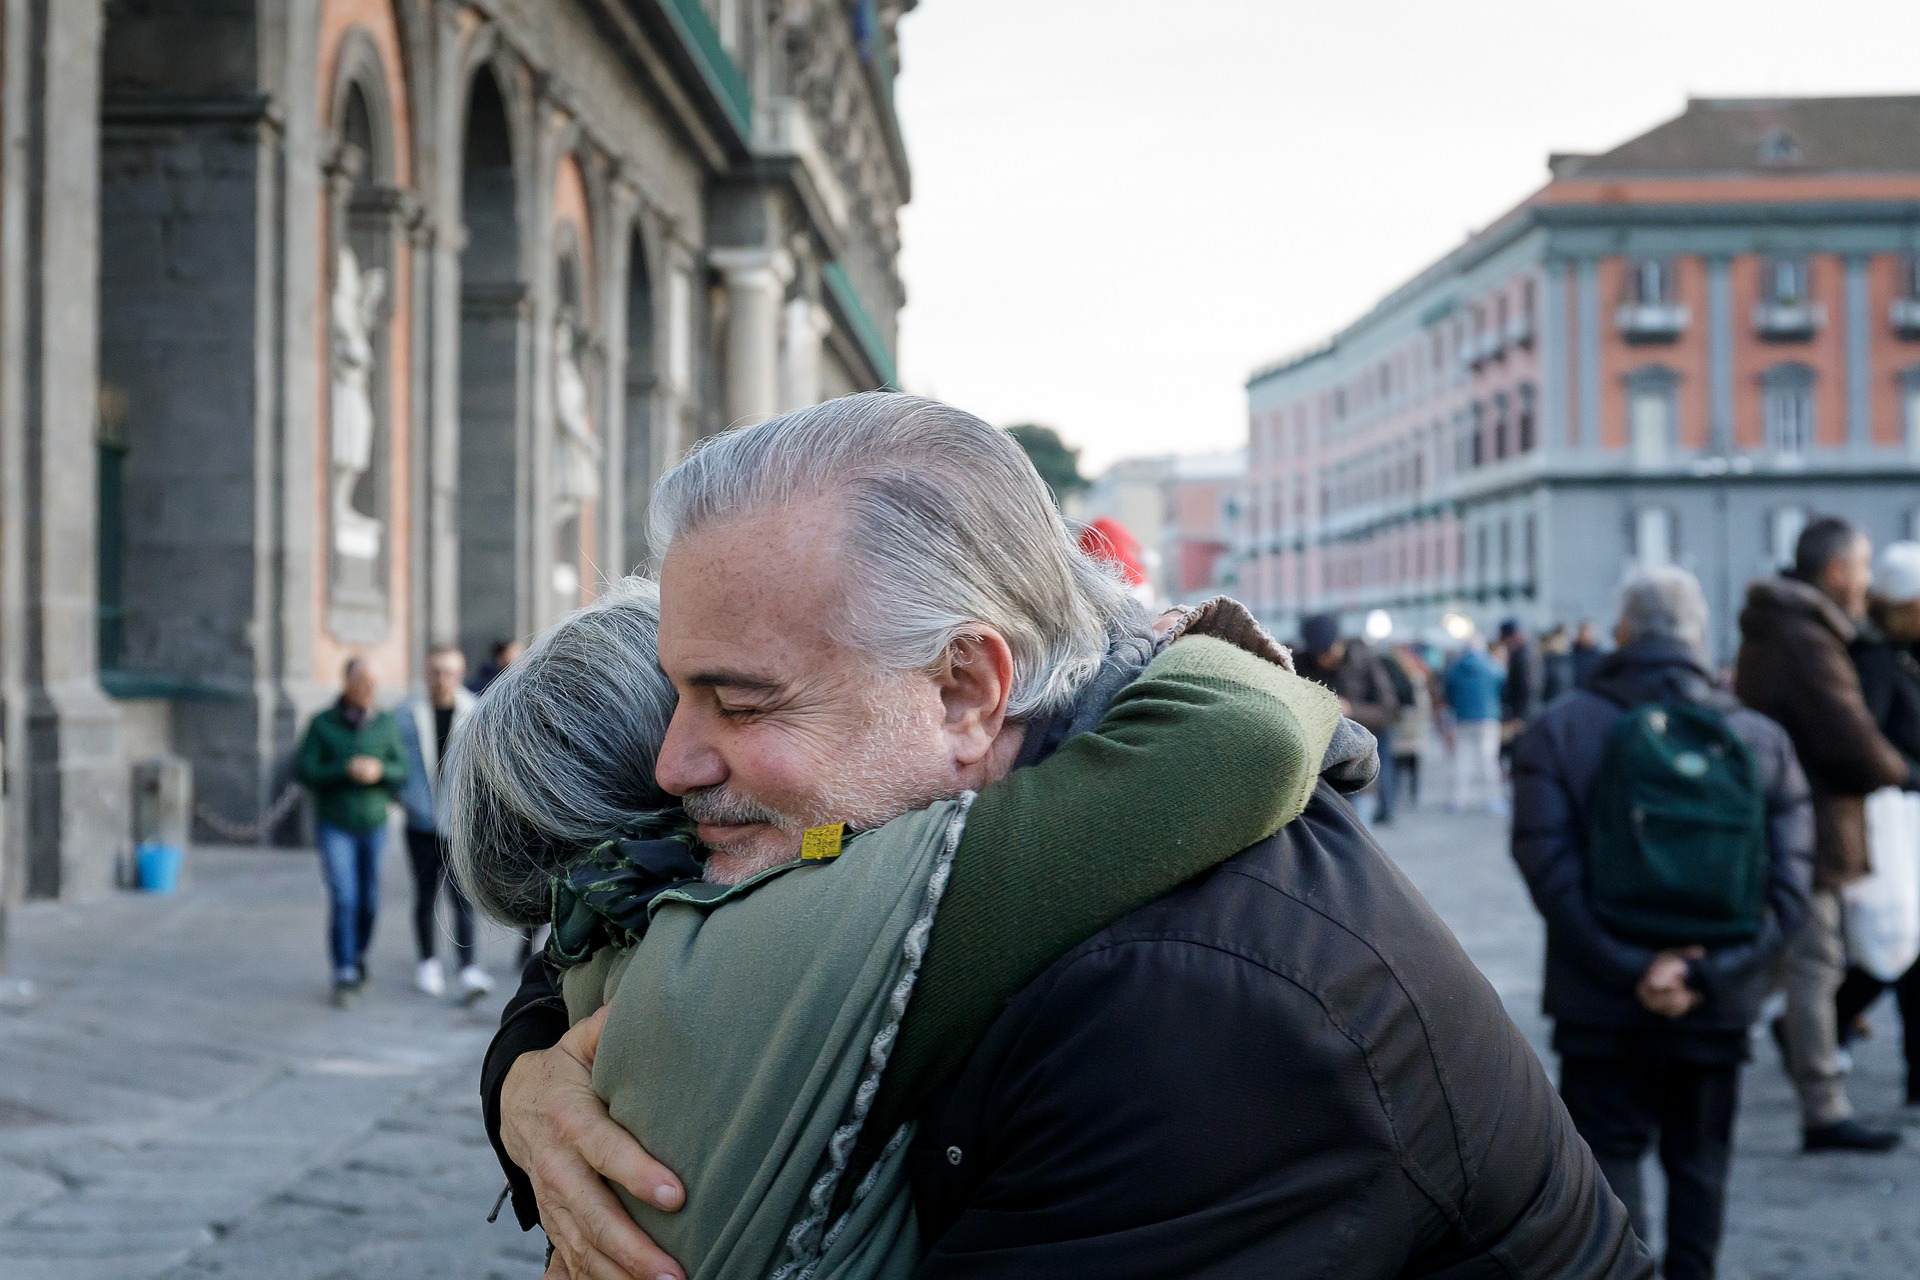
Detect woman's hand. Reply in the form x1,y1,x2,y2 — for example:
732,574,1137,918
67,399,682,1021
502,1006,687,1280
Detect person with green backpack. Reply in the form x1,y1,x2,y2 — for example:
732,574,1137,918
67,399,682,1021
1512,567,1813,1280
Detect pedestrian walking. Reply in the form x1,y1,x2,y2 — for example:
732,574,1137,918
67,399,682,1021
1573,619,1608,687
1444,636,1507,813
1512,567,1814,1280
1388,642,1435,810
1297,612,1403,823
1835,540,1920,1102
395,644,492,1003
1542,623,1577,704
1734,516,1917,1151
467,637,523,695
1500,618,1545,729
294,657,408,1007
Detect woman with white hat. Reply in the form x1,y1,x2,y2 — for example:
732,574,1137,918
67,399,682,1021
1836,540,1920,1105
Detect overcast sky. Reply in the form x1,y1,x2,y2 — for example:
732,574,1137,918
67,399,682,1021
893,0,1920,473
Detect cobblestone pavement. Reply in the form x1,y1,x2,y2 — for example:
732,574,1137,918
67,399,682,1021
1384,803,1919,1280
0,843,547,1279
3,801,1917,1278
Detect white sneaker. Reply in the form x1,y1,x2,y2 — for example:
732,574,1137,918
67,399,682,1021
459,965,495,1004
415,957,446,997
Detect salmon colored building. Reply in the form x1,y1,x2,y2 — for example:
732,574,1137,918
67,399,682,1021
1244,97,1920,658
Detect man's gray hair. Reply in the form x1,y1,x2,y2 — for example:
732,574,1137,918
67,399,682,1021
647,391,1140,720
1616,565,1710,655
443,577,677,926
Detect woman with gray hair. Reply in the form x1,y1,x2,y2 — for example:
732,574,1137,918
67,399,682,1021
444,577,1340,1279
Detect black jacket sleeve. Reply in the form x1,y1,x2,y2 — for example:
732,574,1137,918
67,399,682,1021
1690,719,1815,1005
481,952,570,1231
1509,717,1658,992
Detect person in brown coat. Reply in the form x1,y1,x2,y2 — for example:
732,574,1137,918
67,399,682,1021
1734,516,1918,1152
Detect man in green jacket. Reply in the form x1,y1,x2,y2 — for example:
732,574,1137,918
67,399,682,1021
295,657,408,1006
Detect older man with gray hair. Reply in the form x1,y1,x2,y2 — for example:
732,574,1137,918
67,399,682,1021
482,392,1649,1280
1512,566,1813,1280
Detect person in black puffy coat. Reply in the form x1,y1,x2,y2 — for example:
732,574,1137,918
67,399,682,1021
1836,541,1920,1102
1511,567,1814,1280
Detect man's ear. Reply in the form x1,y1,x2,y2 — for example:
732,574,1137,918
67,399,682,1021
934,628,1015,769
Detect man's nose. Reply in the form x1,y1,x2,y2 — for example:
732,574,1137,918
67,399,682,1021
655,705,726,797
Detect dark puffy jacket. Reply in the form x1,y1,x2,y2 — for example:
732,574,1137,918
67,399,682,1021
1299,641,1402,735
907,782,1649,1279
1852,617,1920,768
1503,637,1544,723
1511,637,1814,1053
1734,577,1918,888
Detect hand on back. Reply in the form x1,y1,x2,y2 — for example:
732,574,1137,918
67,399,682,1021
1635,947,1703,1019
502,1006,688,1280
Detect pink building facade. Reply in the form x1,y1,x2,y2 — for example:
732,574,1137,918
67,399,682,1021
1244,97,1920,657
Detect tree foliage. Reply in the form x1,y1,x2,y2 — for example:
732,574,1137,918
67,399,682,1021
1005,423,1088,507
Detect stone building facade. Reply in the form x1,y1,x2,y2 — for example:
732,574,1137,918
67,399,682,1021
0,0,914,917
1244,97,1920,659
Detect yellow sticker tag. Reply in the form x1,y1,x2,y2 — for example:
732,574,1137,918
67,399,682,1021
800,823,846,862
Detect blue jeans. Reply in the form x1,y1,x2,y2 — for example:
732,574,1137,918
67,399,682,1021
317,822,386,983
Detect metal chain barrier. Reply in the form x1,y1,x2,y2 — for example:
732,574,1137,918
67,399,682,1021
193,782,305,844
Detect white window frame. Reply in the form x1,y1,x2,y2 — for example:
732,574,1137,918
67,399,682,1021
1634,507,1673,569
1770,507,1808,573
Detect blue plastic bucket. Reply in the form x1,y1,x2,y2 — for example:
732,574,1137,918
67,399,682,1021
136,843,183,894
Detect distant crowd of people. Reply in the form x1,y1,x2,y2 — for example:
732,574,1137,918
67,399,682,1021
1295,516,1920,1280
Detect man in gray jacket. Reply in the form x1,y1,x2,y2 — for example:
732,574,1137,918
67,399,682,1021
396,644,488,1001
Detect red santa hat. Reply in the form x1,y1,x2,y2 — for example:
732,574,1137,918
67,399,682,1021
1078,517,1148,588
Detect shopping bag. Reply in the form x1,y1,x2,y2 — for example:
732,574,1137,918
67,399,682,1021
1843,787,1920,982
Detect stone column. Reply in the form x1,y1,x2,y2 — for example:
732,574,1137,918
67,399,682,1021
15,0,126,897
710,248,793,426
780,294,831,412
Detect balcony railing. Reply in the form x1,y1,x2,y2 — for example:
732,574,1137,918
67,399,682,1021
1753,300,1824,340
1891,297,1920,338
1616,303,1688,342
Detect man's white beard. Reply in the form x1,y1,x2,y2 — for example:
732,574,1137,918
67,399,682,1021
694,687,957,885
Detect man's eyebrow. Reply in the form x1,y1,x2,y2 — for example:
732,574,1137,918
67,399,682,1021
687,670,785,693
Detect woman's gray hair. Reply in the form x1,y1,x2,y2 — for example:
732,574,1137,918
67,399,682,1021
443,577,677,926
647,391,1140,721
1616,565,1710,656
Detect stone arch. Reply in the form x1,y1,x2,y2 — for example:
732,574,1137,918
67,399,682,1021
321,26,409,643
93,0,271,859
455,60,529,671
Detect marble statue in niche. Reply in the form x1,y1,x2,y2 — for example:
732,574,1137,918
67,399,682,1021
553,316,603,513
331,243,386,561
552,316,603,606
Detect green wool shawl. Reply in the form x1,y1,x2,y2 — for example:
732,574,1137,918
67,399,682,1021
559,637,1341,1280
562,801,965,1280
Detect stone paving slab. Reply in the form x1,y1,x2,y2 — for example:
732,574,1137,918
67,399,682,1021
0,842,538,1278
1382,805,1920,1280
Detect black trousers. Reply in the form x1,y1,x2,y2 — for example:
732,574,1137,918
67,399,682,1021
1836,959,1920,1097
404,829,475,970
1560,1052,1740,1280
